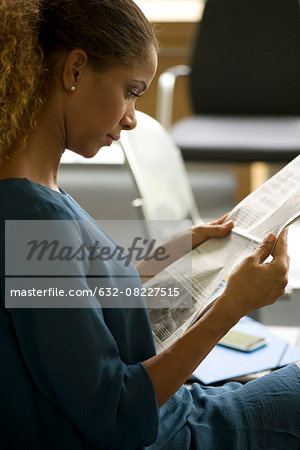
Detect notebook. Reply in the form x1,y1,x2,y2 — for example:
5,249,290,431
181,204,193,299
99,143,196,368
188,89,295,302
192,316,300,384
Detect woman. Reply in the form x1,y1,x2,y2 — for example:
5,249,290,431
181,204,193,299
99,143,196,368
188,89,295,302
0,0,299,449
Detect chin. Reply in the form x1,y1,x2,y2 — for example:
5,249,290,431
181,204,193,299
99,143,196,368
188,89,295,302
85,150,100,159
69,145,101,159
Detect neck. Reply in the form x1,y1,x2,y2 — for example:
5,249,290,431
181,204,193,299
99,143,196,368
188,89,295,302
0,104,66,193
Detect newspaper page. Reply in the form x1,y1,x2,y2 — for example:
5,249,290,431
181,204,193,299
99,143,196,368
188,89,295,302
227,155,300,239
146,155,300,352
146,229,259,352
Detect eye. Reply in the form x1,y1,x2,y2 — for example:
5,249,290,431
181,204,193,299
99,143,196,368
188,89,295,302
127,89,141,99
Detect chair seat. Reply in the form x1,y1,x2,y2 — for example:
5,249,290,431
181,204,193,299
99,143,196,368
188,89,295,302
172,116,300,163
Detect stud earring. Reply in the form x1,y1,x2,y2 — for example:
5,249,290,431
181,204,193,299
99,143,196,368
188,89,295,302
70,86,76,92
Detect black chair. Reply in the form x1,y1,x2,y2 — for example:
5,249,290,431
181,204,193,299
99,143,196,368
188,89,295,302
157,0,300,199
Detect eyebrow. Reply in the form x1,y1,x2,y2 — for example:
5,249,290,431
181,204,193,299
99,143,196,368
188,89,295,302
133,79,147,92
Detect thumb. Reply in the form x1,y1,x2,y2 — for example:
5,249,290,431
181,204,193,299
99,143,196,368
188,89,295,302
253,233,276,263
272,228,288,258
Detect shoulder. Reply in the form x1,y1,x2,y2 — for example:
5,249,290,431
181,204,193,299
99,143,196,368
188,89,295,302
0,178,76,220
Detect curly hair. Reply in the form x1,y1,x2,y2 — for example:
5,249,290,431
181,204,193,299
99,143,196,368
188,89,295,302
0,0,157,160
0,0,45,160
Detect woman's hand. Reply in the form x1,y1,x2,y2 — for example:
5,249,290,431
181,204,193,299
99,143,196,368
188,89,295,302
219,229,290,320
192,213,234,249
144,229,290,407
137,214,234,280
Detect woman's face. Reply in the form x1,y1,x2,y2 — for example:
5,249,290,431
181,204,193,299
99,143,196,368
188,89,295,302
64,46,158,158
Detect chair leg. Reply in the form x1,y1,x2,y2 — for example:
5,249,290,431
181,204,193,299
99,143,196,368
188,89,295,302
235,163,270,202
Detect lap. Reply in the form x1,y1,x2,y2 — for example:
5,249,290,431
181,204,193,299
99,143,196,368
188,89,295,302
188,363,300,449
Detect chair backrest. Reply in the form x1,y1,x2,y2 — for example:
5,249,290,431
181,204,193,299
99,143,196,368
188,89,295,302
190,0,300,115
119,111,201,239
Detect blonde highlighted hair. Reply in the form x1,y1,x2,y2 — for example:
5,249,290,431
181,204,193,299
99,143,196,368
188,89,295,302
0,0,157,160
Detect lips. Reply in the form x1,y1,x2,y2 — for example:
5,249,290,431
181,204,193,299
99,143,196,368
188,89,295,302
106,134,120,146
107,134,120,141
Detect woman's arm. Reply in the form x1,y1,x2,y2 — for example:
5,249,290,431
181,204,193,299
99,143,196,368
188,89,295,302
137,214,234,281
143,231,289,407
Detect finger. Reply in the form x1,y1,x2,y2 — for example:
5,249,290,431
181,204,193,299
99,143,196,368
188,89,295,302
209,213,230,225
192,221,231,235
253,233,276,264
202,221,234,238
272,228,289,258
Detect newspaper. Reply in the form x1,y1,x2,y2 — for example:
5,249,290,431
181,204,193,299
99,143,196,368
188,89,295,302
145,155,300,353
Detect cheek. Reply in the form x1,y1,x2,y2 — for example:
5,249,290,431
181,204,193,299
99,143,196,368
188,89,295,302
101,90,127,120
72,88,126,136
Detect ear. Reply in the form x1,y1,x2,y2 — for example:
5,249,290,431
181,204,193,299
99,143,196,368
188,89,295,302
62,49,89,92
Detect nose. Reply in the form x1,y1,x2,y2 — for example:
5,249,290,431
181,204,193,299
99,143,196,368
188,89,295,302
120,105,137,131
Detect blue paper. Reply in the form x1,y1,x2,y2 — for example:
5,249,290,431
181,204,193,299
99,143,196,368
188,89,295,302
193,316,300,384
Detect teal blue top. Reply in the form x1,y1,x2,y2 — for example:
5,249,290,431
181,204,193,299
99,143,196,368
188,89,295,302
0,178,161,449
0,178,195,449
1,178,300,450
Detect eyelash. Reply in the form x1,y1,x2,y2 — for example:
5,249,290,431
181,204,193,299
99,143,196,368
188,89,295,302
127,90,141,99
